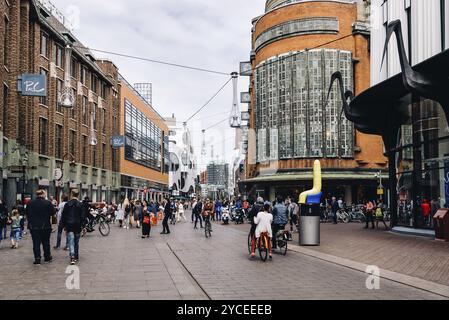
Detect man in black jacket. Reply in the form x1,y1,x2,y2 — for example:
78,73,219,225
61,189,84,265
26,190,55,265
161,199,172,234
193,199,204,229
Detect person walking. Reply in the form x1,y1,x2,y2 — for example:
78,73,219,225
134,200,142,229
272,197,288,251
26,190,55,265
60,189,84,265
9,209,23,249
54,195,69,250
194,199,204,229
331,197,339,225
191,199,197,223
287,198,300,232
177,201,187,222
116,200,125,228
375,199,389,230
161,199,171,234
141,201,152,238
215,199,223,222
123,198,131,229
365,200,375,229
0,198,8,245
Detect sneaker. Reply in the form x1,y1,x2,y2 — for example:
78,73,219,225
70,258,75,265
44,257,53,263
33,259,41,265
269,255,273,260
63,247,69,251
53,246,60,250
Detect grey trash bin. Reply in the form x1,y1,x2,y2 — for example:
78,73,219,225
300,204,320,246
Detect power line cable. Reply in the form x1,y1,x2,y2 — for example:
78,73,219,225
75,46,231,76
184,77,233,123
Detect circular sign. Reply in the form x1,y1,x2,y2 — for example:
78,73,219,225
54,168,63,181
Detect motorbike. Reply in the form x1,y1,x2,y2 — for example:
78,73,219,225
222,207,230,225
234,208,245,225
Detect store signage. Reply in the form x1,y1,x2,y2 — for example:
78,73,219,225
241,111,250,121
377,188,384,196
18,74,47,97
239,62,252,76
241,92,251,104
54,168,63,181
111,135,125,148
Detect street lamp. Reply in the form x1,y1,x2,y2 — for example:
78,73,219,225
375,170,384,200
59,45,75,109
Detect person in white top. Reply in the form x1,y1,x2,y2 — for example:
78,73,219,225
177,201,187,222
54,195,68,250
251,203,273,260
115,201,125,228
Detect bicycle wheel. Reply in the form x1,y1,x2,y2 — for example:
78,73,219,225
258,236,268,262
99,221,110,236
278,239,288,256
341,212,350,224
205,222,211,238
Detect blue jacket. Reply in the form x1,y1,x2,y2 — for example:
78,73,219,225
272,203,288,226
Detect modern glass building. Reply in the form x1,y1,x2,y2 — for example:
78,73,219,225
347,0,449,230
243,0,388,203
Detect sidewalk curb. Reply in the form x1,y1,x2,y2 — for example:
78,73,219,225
288,244,449,299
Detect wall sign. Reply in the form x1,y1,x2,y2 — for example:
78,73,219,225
18,74,47,97
111,135,125,148
239,62,252,76
241,92,251,104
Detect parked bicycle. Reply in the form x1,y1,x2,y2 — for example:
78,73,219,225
82,209,110,237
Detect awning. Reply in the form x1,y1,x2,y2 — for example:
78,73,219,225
242,171,389,184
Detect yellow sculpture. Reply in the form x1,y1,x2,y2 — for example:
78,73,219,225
299,160,322,205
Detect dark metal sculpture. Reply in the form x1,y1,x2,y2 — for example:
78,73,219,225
382,19,449,122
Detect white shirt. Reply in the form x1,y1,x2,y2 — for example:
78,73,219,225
254,211,273,239
178,203,184,213
57,202,66,225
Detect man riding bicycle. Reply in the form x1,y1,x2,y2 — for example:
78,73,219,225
202,199,214,231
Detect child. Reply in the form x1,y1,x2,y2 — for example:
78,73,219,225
9,209,23,249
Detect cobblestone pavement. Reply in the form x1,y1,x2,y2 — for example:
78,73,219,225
0,213,445,300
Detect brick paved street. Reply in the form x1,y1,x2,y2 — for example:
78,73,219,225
0,212,446,300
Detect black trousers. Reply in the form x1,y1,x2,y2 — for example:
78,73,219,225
194,214,203,228
30,229,52,261
272,224,285,249
162,219,170,234
365,212,375,228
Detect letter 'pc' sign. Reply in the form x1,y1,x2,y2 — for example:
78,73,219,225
18,74,47,97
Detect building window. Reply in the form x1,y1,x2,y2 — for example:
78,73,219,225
124,99,163,171
102,143,106,168
80,66,86,85
55,124,63,159
3,84,8,132
102,108,106,134
39,68,48,105
54,44,64,68
100,82,107,99
70,88,76,119
4,17,9,67
69,130,76,157
82,96,88,125
40,31,49,57
71,57,77,78
56,79,63,113
93,103,97,130
39,118,48,155
82,135,88,164
91,74,98,93
92,147,97,167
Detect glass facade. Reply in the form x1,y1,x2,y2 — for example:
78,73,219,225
394,97,449,229
254,49,354,162
124,99,164,171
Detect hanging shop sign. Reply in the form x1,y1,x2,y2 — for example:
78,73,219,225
111,135,125,148
239,62,252,76
241,111,250,121
54,168,63,181
18,74,47,97
240,92,251,104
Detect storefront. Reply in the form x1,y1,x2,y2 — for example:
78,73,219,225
345,47,449,230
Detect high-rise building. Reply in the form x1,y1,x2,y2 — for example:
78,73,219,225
243,0,388,203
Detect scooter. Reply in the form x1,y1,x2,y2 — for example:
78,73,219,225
222,208,230,225
234,208,245,225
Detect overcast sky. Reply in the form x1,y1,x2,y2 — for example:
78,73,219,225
52,0,266,171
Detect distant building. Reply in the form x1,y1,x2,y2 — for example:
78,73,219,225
207,163,229,189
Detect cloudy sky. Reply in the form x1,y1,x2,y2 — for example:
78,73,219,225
52,0,266,171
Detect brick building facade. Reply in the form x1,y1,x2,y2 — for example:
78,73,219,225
243,0,388,204
0,0,122,208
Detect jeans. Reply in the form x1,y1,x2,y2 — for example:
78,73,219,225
30,229,52,261
10,228,21,243
194,214,203,228
56,224,68,248
216,210,222,221
2,225,7,239
332,211,338,224
67,232,81,259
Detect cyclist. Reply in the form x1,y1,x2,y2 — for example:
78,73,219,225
248,197,264,257
202,199,214,232
272,197,288,251
251,203,273,260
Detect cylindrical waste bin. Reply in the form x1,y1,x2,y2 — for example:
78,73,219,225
300,204,320,246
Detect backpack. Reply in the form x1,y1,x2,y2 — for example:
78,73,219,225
375,207,383,219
